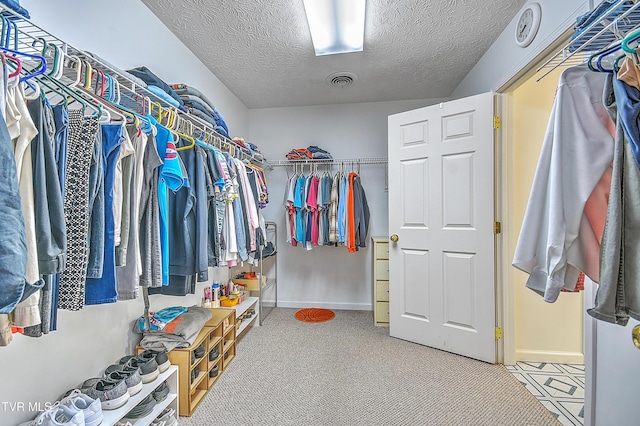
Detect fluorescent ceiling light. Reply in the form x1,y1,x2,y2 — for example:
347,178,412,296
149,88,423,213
303,0,366,56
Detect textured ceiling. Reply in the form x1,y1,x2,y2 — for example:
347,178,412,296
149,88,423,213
141,0,527,109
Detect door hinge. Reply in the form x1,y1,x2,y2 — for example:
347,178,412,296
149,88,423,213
493,116,501,129
495,327,503,339
494,221,502,235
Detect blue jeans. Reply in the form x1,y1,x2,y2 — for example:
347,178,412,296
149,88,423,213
0,109,41,313
85,124,123,305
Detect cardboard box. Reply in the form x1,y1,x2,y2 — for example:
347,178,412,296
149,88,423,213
233,274,266,291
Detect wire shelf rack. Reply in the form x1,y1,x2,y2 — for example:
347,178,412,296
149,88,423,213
0,6,265,164
536,0,640,81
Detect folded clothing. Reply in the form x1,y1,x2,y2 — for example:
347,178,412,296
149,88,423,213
0,0,29,18
570,1,637,52
308,145,333,159
286,148,313,159
137,306,188,332
127,66,185,109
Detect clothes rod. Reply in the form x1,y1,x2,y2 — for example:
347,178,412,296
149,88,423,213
267,157,387,167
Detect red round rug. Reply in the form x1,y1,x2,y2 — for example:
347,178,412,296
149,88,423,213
294,308,336,323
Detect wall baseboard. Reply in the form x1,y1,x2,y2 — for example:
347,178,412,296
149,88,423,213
515,349,584,365
275,301,371,311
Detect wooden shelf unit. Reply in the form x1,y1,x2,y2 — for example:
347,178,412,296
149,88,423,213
162,308,236,416
372,237,390,326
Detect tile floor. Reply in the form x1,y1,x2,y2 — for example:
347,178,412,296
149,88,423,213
507,362,585,426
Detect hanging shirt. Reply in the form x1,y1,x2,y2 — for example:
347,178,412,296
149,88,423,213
10,84,41,327
329,172,340,243
148,115,185,285
512,66,614,303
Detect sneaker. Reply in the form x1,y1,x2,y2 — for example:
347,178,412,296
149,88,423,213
154,407,177,426
105,363,143,396
119,354,159,383
106,369,143,397
18,403,84,426
122,393,156,422
194,343,205,359
152,380,170,403
191,366,200,384
139,349,171,373
209,365,219,378
80,377,130,410
190,351,195,365
59,390,103,426
209,347,219,361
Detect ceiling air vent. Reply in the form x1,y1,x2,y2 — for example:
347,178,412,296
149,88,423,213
327,72,357,88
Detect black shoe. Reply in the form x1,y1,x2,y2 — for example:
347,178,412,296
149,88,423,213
209,366,219,378
194,343,205,359
209,348,219,361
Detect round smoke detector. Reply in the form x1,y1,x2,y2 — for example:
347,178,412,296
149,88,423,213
327,72,357,88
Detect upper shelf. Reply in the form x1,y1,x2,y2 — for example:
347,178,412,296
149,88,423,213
536,0,640,81
0,6,265,164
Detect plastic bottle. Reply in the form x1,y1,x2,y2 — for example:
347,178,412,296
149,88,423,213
212,282,220,308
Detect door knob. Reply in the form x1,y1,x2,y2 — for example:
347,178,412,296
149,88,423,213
390,234,399,242
633,325,640,350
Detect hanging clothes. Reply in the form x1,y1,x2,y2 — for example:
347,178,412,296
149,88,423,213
284,166,370,252
116,125,148,301
512,65,614,303
588,73,640,325
58,111,99,311
138,127,163,289
10,83,42,327
84,124,124,305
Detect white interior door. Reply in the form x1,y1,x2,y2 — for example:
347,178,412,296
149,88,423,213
387,92,496,363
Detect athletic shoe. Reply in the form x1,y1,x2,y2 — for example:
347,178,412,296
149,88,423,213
122,393,156,422
18,403,84,426
209,347,219,361
119,355,159,383
80,377,130,410
191,366,200,384
139,349,171,373
152,380,170,403
104,363,143,396
194,343,205,359
107,369,143,397
209,365,219,378
59,389,103,426
154,407,177,426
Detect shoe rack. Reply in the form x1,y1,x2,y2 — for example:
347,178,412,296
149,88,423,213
101,365,178,426
160,308,236,416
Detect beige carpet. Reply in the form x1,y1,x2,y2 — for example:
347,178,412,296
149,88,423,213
179,308,561,426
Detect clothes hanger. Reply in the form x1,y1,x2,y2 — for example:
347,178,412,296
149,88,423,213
5,53,21,78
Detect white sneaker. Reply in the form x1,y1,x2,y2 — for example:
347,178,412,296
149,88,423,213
60,389,104,426
18,402,84,426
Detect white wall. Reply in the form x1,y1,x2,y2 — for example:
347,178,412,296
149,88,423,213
451,0,591,98
1,1,249,424
248,99,445,310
